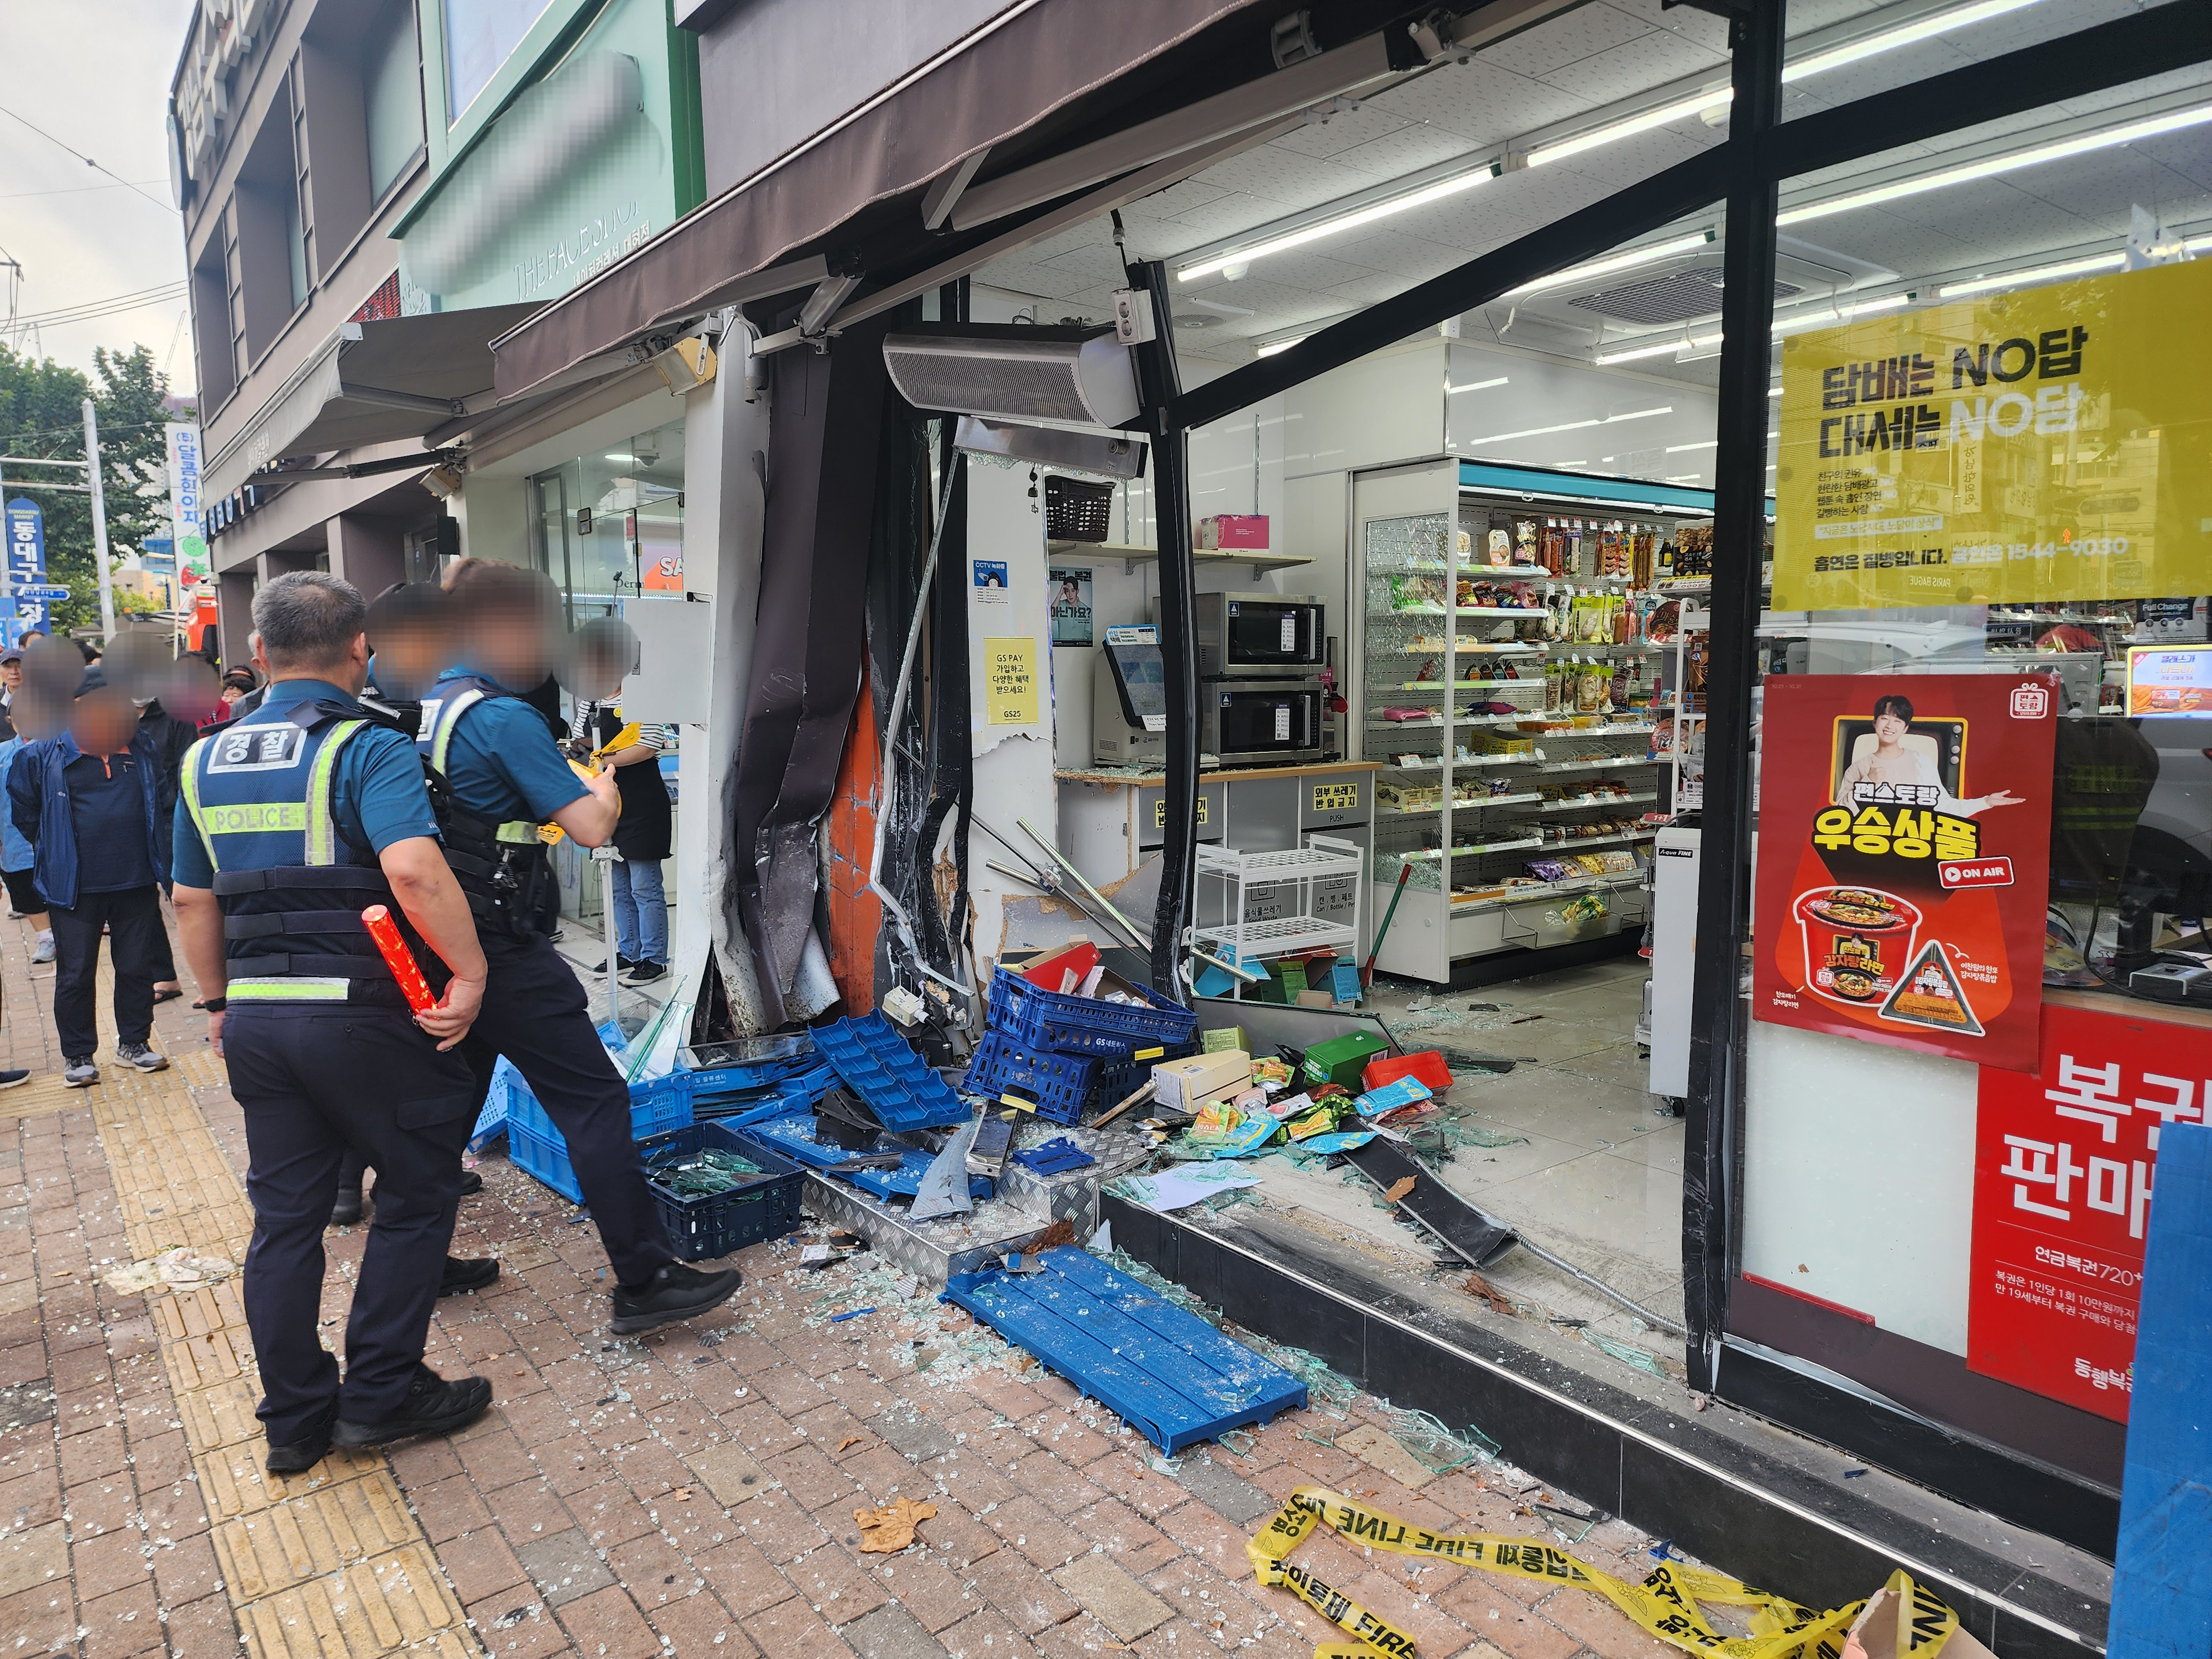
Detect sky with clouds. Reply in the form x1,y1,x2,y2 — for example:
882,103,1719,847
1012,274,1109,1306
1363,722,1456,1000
1,1,199,397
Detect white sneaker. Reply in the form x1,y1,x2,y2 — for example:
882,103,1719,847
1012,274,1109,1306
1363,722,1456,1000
30,937,53,964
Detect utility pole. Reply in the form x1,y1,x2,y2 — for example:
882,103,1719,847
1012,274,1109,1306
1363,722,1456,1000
82,399,116,643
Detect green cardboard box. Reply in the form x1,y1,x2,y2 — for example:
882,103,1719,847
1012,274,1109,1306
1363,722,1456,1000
1201,1026,1249,1055
1299,1030,1390,1089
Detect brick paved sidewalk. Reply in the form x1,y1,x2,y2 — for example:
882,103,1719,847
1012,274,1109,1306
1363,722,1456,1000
0,906,1702,1658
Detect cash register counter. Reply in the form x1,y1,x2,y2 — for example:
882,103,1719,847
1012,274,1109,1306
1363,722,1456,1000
1054,759,1381,893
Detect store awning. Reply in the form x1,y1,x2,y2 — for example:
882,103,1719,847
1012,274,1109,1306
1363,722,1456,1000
488,0,1264,404
204,302,543,502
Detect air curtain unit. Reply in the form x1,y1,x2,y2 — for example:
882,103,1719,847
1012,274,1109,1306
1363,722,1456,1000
883,325,1141,428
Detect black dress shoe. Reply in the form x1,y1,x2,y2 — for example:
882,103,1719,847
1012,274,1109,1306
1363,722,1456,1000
440,1256,499,1297
609,1263,743,1337
459,1169,484,1197
265,1406,335,1475
328,1185,364,1227
332,1365,493,1448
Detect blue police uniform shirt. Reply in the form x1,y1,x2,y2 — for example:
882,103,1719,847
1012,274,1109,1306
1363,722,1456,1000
427,667,587,824
170,679,442,888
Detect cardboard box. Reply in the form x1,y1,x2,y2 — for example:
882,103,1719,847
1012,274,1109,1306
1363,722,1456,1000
1299,1031,1390,1089
1201,1026,1249,1055
1153,1050,1250,1110
1196,514,1269,550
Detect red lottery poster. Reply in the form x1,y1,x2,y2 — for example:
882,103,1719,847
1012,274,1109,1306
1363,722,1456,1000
1753,673,2058,1071
1966,1002,2208,1421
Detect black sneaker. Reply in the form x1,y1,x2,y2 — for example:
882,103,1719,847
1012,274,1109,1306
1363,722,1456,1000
329,1185,364,1227
440,1256,499,1297
591,956,640,974
610,1264,743,1336
459,1169,484,1197
623,960,668,985
332,1364,493,1449
0,1069,29,1090
265,1405,336,1475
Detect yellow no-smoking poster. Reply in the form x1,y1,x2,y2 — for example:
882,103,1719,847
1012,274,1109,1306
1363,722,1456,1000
1773,258,2212,610
984,637,1038,726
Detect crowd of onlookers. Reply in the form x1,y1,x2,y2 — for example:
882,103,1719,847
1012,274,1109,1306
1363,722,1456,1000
0,597,674,1095
0,630,263,1091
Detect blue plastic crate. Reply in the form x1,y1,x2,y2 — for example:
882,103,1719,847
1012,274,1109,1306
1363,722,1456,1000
964,1031,1097,1125
637,1124,806,1260
943,1247,1308,1453
813,1013,970,1131
503,1070,695,1203
985,966,1198,1058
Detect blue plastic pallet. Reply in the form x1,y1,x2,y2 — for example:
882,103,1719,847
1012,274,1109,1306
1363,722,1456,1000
814,1014,971,1131
842,1152,994,1204
942,1248,1308,1452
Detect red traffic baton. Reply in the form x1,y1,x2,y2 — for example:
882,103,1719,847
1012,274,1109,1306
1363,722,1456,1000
362,905,436,1013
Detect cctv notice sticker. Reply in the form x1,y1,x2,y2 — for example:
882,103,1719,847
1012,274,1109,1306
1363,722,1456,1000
1772,258,2212,610
1751,674,2057,1072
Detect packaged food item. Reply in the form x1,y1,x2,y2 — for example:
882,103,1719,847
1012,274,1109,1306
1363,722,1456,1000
1250,1056,1293,1090
1575,660,1604,713
1487,528,1511,567
1526,858,1574,881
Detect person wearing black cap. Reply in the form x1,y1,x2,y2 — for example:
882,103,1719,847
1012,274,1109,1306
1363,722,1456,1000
8,671,172,1086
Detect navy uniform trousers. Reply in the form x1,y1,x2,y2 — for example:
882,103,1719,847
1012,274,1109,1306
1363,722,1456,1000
227,1005,478,1442
460,931,674,1286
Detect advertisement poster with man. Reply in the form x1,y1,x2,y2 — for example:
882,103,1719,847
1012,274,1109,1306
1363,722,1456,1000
1048,566,1093,646
1752,673,2058,1071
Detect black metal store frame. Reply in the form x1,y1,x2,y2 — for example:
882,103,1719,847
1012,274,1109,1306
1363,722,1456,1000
1145,0,2212,1555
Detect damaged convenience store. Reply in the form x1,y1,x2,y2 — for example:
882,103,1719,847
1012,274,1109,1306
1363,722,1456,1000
243,0,2212,1651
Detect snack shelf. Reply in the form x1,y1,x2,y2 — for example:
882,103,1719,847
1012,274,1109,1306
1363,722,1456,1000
1449,870,1645,914
1506,830,1657,852
1395,837,1548,863
1530,791,1657,814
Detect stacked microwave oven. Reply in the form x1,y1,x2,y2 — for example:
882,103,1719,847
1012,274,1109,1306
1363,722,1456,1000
1154,592,1328,766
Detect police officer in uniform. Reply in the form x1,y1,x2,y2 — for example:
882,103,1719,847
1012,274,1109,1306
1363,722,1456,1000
172,573,497,1473
426,560,739,1334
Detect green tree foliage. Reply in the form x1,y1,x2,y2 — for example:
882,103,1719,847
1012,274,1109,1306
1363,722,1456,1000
0,342,192,637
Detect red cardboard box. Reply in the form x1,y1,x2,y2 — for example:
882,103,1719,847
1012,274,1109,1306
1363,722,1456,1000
1198,514,1270,550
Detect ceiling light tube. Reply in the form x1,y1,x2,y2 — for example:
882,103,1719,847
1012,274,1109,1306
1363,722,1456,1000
1178,164,1493,282
1938,252,2126,296
1527,88,1733,168
1255,335,1308,358
1594,293,1911,366
1780,103,2212,227
1447,375,1509,396
1506,232,1715,299
1463,406,1672,446
1783,0,2048,82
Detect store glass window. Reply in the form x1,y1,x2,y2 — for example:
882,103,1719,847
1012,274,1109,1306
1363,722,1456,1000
1733,63,2212,1489
441,0,553,121
529,419,685,624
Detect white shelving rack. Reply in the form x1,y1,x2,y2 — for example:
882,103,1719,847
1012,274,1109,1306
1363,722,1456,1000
1191,834,1366,1000
1348,458,1721,984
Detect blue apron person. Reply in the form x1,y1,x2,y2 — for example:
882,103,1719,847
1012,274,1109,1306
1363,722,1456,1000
426,559,740,1335
171,572,497,1474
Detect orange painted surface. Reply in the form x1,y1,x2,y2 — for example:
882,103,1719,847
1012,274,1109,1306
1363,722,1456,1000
823,676,884,1015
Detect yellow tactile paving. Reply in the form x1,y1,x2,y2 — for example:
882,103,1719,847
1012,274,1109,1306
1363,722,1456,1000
78,1040,483,1657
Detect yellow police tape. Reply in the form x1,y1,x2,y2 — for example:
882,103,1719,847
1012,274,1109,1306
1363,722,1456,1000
1248,1486,1957,1659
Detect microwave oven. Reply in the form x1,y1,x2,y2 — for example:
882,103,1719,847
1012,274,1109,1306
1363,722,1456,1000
1170,592,1327,678
1201,680,1326,766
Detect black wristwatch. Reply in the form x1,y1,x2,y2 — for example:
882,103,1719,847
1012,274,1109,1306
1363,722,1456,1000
202,996,227,1013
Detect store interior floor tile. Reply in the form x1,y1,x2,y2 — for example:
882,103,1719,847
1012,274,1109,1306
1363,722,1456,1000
1241,953,1689,1358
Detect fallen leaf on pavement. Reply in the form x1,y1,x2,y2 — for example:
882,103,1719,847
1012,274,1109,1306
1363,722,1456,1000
1463,1272,1515,1315
854,1496,937,1553
1384,1176,1418,1203
670,1487,692,1502
838,1436,864,1453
